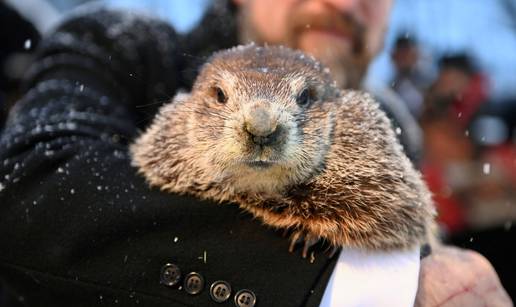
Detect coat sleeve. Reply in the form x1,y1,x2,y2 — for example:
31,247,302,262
0,7,185,306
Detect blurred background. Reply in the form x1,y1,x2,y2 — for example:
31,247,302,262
1,0,515,299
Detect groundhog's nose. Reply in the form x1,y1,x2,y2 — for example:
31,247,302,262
244,107,280,146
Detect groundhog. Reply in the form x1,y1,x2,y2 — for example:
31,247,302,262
131,44,437,258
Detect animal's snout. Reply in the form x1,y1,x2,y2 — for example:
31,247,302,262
244,107,281,146
246,125,282,146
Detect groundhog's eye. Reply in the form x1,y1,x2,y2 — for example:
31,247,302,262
213,86,227,104
297,87,315,107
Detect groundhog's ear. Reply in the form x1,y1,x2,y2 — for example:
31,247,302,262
172,92,191,105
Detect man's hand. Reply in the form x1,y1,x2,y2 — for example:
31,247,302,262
415,246,513,307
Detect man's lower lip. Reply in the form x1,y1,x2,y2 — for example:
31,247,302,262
302,28,351,41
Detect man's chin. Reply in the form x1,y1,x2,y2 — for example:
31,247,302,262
294,31,363,88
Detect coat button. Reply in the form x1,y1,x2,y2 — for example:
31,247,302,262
184,272,204,295
160,263,181,287
210,280,232,303
234,289,257,307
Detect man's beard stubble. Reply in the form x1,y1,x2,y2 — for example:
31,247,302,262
237,4,371,90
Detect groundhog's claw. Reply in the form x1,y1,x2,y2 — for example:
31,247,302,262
288,230,341,260
326,246,339,258
288,230,323,259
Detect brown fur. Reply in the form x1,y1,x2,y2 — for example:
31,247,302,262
131,44,437,251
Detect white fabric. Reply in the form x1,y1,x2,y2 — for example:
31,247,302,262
319,247,420,307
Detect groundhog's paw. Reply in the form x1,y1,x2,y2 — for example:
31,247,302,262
287,229,340,261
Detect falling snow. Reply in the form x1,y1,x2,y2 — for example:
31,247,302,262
483,163,491,175
24,39,31,50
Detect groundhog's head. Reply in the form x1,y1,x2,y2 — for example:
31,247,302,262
175,45,341,195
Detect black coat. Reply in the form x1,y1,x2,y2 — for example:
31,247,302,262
0,3,422,307
0,5,340,307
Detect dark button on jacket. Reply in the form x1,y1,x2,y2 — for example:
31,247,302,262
160,263,182,287
210,280,232,303
184,272,205,295
234,289,257,307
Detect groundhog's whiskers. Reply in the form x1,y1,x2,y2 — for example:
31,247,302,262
166,108,231,121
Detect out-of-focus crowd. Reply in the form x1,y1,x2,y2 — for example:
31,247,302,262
389,35,516,236
390,35,516,297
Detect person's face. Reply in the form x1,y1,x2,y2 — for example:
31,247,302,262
235,0,393,89
432,68,471,98
392,46,419,73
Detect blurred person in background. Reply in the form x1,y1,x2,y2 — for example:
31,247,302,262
421,52,516,298
389,35,434,118
0,0,512,306
419,54,487,234
425,54,489,128
421,53,492,233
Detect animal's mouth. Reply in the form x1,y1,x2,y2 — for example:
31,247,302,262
244,160,277,169
239,146,283,170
